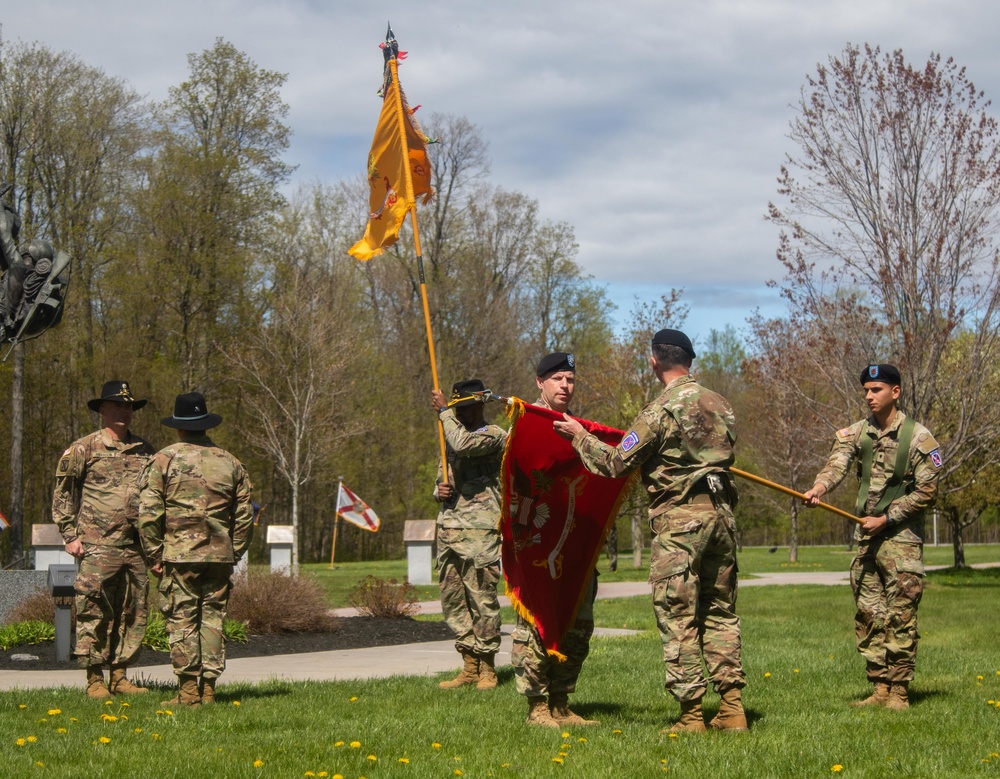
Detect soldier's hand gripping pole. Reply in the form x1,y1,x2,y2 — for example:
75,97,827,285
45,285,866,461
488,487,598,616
730,467,864,525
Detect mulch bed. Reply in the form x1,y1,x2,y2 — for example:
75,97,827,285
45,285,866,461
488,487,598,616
1,616,454,672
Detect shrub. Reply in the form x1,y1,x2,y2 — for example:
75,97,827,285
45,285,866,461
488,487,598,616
5,590,57,625
347,576,420,619
227,568,338,634
0,620,55,650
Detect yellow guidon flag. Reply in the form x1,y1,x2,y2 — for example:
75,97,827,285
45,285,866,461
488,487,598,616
348,25,434,261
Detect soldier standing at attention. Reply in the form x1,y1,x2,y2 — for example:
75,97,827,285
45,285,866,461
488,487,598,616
431,379,507,691
804,365,941,710
513,352,599,728
139,392,254,707
52,380,155,699
553,331,746,733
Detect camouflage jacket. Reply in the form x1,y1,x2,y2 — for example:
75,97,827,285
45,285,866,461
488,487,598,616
435,408,507,531
138,434,254,564
813,411,941,541
571,375,737,520
52,429,155,548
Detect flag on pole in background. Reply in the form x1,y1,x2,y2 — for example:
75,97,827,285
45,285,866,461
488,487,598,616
348,24,434,261
337,484,381,532
0,509,9,531
501,400,637,658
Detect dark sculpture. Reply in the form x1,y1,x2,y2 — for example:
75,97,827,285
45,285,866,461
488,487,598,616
0,183,71,358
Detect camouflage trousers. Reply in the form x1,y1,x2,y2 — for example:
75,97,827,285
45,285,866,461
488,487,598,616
437,528,502,655
650,498,744,702
851,536,924,683
74,543,148,669
511,572,596,698
157,562,233,679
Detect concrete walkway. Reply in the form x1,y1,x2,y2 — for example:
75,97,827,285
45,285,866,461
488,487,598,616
2,565,994,692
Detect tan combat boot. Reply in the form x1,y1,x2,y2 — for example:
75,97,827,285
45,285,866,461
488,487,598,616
526,695,561,728
662,697,706,734
109,665,148,694
549,692,599,726
201,677,217,705
852,680,890,708
160,674,201,707
439,651,479,689
85,665,113,700
708,687,748,731
476,653,497,690
885,681,910,711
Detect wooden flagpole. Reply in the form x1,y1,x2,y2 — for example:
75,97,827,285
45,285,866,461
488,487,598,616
385,53,449,476
330,478,343,569
730,467,863,525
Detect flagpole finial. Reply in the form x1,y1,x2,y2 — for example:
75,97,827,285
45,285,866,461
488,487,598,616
383,24,398,64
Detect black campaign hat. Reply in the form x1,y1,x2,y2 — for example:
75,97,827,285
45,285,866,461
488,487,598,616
450,379,486,408
860,364,901,386
652,328,696,359
160,392,223,430
536,352,575,377
88,380,147,412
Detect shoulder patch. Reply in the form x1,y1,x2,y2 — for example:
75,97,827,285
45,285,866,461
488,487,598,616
836,428,852,438
620,431,640,453
929,449,943,468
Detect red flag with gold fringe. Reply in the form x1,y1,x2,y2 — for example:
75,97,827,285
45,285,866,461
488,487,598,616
501,400,636,658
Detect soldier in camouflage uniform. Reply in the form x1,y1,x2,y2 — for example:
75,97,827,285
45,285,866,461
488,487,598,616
52,380,155,699
804,364,941,710
138,392,254,707
511,352,600,728
431,378,506,691
555,330,746,733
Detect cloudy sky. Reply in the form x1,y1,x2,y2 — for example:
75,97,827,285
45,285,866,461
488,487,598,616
4,0,999,346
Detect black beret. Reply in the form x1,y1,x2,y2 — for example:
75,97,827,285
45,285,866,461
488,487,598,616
536,352,575,377
652,328,696,359
860,364,901,386
450,378,486,408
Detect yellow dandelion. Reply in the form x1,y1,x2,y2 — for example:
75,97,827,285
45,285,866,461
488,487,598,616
35,761,44,768
832,765,844,773
334,741,344,747
104,700,113,706
47,709,61,716
37,719,48,724
668,733,678,739
455,771,464,777
102,714,118,722
319,773,328,778
305,772,315,777
120,702,130,708
561,731,570,738
578,737,588,743
612,729,622,735
661,759,667,764
764,672,771,678
454,756,462,762
432,743,442,749
121,715,128,721
27,736,37,742
793,669,800,674
70,717,78,723
552,758,564,764
350,740,361,748
398,758,410,764
561,743,571,749
559,751,568,757
99,736,111,744
350,696,359,702
367,754,377,761
164,710,173,717
57,728,67,734
333,775,344,779
16,738,26,747
991,753,999,758
254,759,264,768
989,700,996,705
134,728,142,734
155,710,164,715
501,764,510,768
232,701,241,707
152,734,161,740
19,704,27,709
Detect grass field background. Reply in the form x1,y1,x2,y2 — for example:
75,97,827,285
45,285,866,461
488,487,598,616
3,565,998,778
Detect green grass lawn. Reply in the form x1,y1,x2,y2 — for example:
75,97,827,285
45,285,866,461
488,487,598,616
3,569,998,778
303,544,1000,608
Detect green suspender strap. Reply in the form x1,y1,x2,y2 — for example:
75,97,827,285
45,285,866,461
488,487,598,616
855,416,915,517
